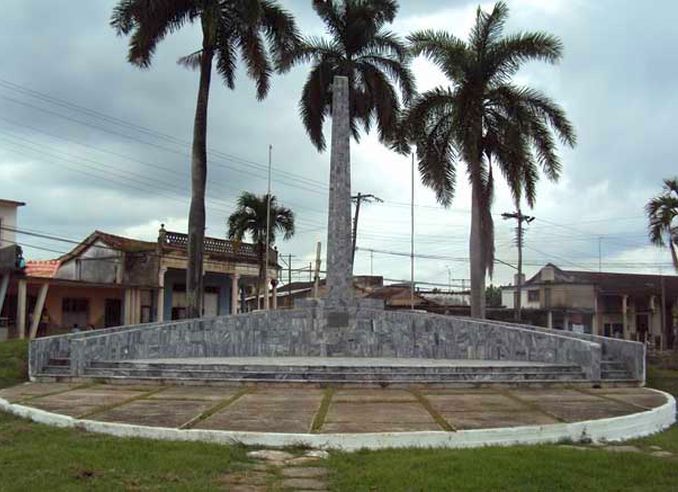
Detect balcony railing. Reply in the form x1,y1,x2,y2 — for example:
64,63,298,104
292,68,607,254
162,231,277,266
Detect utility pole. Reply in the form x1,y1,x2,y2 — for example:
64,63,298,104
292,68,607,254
501,209,535,322
351,192,382,270
410,152,415,311
313,241,322,298
264,144,272,311
287,254,293,286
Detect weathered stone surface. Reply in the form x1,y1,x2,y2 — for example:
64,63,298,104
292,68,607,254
148,386,238,401
445,410,558,430
537,400,634,422
425,393,525,413
95,399,212,427
304,450,330,459
0,382,77,403
333,389,416,403
325,75,353,308
27,387,146,417
603,445,642,453
651,451,673,458
281,467,327,478
247,450,295,463
323,401,440,433
195,390,322,433
280,478,328,490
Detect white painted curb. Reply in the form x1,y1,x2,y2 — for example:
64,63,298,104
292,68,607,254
0,390,675,451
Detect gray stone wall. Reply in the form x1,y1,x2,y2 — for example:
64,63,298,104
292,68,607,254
29,307,622,382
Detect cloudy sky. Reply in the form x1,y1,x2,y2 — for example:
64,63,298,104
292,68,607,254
1,0,676,289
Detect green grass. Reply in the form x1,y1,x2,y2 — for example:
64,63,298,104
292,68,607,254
1,340,678,491
0,338,28,389
0,340,249,491
327,445,678,491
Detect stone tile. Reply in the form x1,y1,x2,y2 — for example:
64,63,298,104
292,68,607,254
280,478,328,490
596,391,668,409
247,450,294,463
322,401,439,433
332,389,416,403
444,410,558,430
0,383,78,403
95,399,213,427
424,393,527,413
194,390,322,433
147,386,238,401
27,387,148,417
281,467,327,478
536,400,635,422
510,389,603,402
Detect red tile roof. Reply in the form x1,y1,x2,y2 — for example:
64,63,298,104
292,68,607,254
25,260,60,278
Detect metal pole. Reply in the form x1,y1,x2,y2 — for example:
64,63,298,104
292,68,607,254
288,254,292,287
264,144,272,310
411,152,415,310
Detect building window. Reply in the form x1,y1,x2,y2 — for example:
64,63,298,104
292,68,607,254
528,290,540,302
62,298,89,313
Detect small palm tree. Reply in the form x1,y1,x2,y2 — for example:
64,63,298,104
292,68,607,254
292,0,415,151
111,1,299,318
227,192,295,309
401,2,575,318
646,178,678,271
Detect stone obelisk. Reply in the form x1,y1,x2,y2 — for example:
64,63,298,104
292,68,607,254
325,76,353,308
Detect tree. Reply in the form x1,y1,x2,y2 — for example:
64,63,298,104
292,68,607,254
227,192,295,309
646,177,678,271
111,0,299,318
400,2,575,318
485,284,502,308
291,0,415,151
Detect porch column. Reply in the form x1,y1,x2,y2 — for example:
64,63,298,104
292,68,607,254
622,294,629,339
263,274,270,311
547,310,553,329
272,280,278,310
231,274,240,315
563,312,570,331
123,288,133,325
0,273,9,314
29,282,49,339
17,278,26,339
156,267,167,322
593,295,600,335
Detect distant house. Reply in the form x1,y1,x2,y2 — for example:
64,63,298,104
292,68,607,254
501,263,678,348
1,225,277,338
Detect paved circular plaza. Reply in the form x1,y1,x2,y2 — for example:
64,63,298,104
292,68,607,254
0,382,674,450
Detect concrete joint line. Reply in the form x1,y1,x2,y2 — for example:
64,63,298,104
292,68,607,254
179,388,252,430
409,390,455,432
76,386,169,420
499,389,567,423
17,382,97,404
573,387,652,412
310,388,334,433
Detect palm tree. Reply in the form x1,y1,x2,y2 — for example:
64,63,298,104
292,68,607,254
111,1,299,318
227,192,295,309
291,0,415,151
401,2,575,318
646,178,678,271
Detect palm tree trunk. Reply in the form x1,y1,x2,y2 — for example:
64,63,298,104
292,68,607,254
470,177,486,319
186,44,214,319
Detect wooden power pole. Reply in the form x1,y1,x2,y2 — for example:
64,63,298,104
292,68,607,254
501,209,535,322
351,192,382,271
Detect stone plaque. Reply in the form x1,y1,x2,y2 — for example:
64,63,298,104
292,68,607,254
326,310,350,328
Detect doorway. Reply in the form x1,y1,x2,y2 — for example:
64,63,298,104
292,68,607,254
105,299,122,327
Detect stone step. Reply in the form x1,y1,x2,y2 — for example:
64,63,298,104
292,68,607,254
81,367,586,382
88,361,582,374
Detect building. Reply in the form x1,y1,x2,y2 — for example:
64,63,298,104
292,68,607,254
0,225,277,338
0,199,25,249
501,263,678,348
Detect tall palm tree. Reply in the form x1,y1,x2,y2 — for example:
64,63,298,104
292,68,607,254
111,1,299,318
227,192,295,309
291,0,415,151
401,2,575,318
646,178,678,271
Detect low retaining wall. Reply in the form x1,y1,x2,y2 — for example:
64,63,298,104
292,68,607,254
31,307,606,381
1,390,674,450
